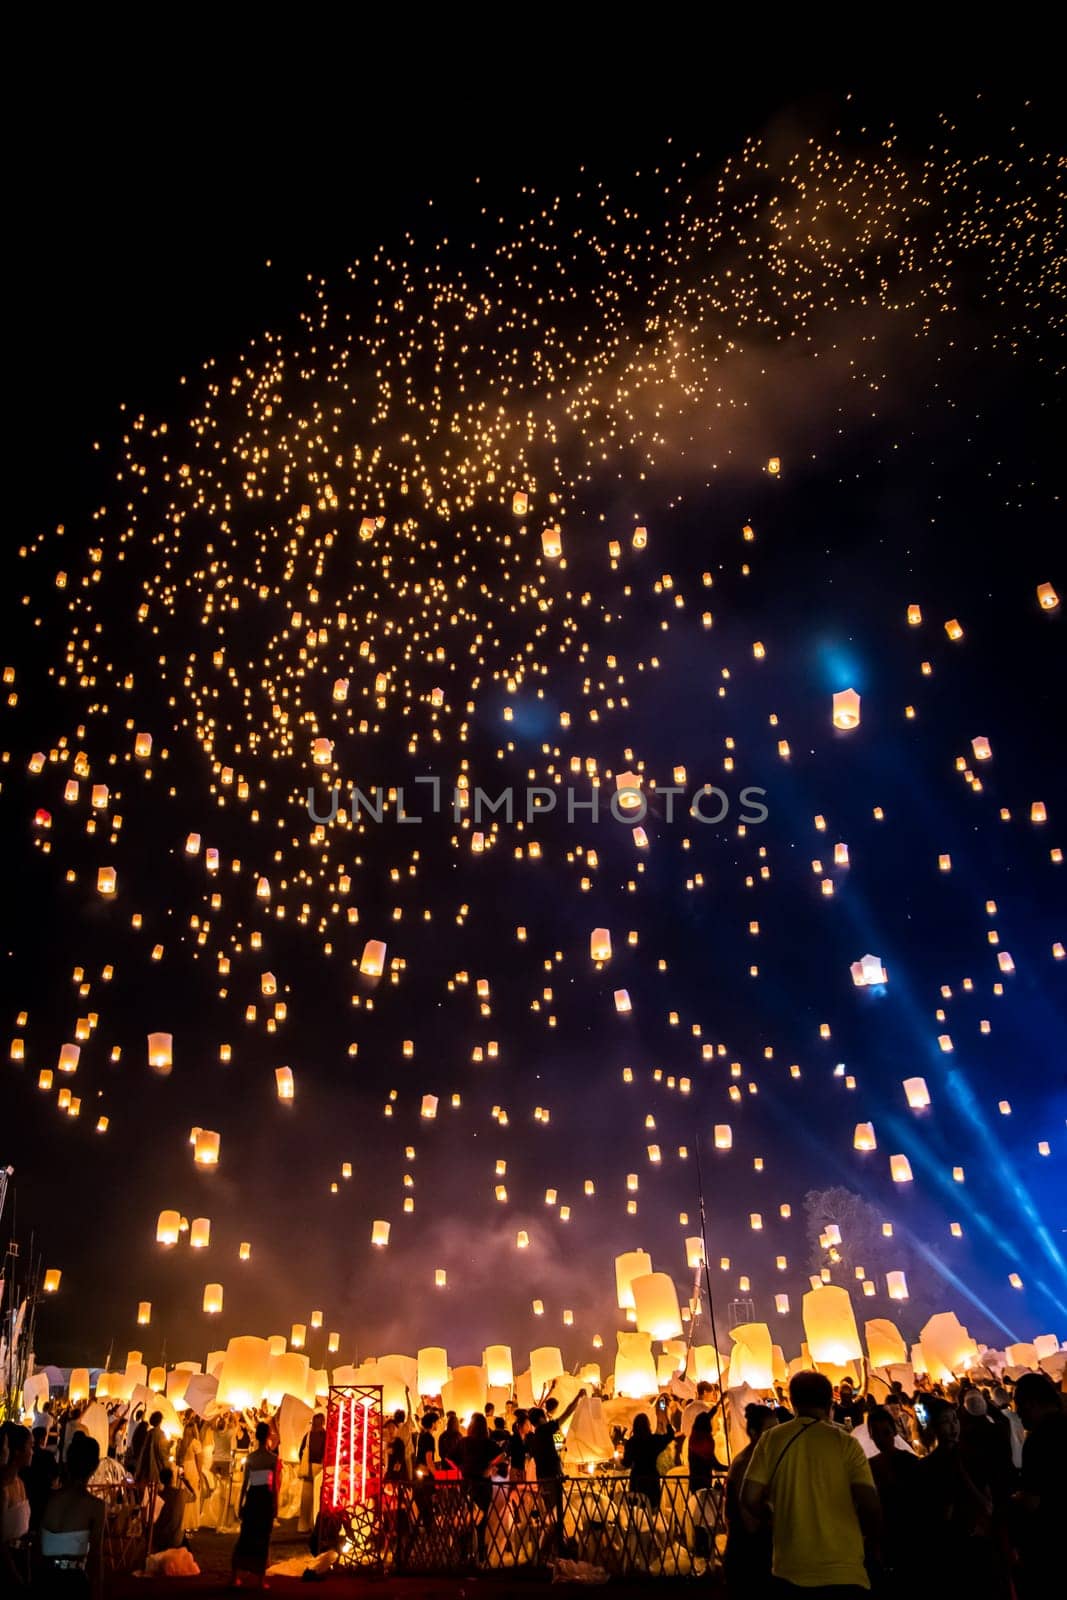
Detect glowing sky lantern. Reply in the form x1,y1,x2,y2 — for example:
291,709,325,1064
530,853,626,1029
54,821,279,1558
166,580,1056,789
156,1210,181,1245
265,1351,310,1407
483,1345,513,1388
850,954,887,987
147,1032,173,1073
194,1129,221,1165
612,1330,656,1398
903,1077,930,1109
512,491,528,516
631,1271,683,1340
886,1270,909,1301
371,1218,390,1246
189,1217,211,1249
311,737,333,765
728,1322,775,1389
216,1336,270,1409
96,866,117,896
803,1285,863,1365
714,1124,732,1150
865,1318,908,1367
971,736,992,761
853,1122,877,1151
889,1153,913,1182
685,1236,705,1270
417,1347,449,1394
43,1268,62,1293
275,1066,295,1100
359,939,387,977
68,1368,89,1403
590,927,612,961
134,731,152,759
614,770,643,813
58,1044,80,1074
1036,581,1059,610
203,1282,223,1314
920,1311,978,1380
137,1301,152,1325
613,988,632,1014
614,1249,653,1310
832,688,861,730
541,526,562,559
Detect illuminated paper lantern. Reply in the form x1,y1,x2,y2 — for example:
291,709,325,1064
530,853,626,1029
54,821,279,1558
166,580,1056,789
615,770,643,812
614,1248,653,1310
850,955,887,987
775,1294,790,1315
686,1345,725,1385
613,988,632,1014
971,736,992,761
275,1066,295,1100
43,1268,62,1293
448,1364,488,1420
614,1330,657,1398
541,526,562,558
194,1129,221,1165
803,1286,863,1366
371,1219,390,1247
684,1236,705,1270
483,1345,513,1388
920,1312,978,1380
137,1301,152,1325
69,1368,90,1404
217,1336,270,1409
832,689,861,730
631,1272,683,1340
359,939,387,976
889,1154,913,1183
417,1347,449,1394
1036,581,1060,610
97,866,117,896
530,1346,564,1395
903,1077,930,1109
156,1209,181,1245
58,1043,80,1074
203,1282,223,1314
714,1124,732,1150
590,928,612,961
420,1094,438,1119
853,1122,877,1151
311,737,333,765
290,1322,307,1349
728,1323,775,1390
147,1032,173,1072
886,1270,909,1301
148,1366,166,1392
134,731,152,759
1005,1342,1038,1369
265,1351,310,1407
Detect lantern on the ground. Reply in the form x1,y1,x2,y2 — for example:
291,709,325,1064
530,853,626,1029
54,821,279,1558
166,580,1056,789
613,1331,658,1398
217,1337,270,1409
203,1283,223,1314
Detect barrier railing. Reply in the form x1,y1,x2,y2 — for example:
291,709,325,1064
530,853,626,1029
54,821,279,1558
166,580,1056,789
383,1474,724,1579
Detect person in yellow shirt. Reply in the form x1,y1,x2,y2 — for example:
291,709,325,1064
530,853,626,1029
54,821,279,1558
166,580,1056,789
741,1369,880,1595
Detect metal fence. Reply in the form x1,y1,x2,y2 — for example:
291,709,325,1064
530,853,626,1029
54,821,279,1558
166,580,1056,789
382,1474,724,1579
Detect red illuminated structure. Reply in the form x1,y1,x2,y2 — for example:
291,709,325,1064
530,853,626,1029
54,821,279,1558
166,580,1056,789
318,1383,384,1566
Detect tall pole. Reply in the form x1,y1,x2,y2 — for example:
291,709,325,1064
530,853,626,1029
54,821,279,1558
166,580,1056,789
695,1142,731,1463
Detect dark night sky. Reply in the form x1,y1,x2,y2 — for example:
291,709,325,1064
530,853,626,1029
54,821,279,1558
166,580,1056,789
3,49,1065,1379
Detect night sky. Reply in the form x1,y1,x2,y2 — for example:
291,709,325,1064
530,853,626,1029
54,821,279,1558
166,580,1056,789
3,59,1064,1380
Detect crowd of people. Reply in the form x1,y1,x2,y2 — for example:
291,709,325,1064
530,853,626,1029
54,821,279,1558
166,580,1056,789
0,1363,1062,1594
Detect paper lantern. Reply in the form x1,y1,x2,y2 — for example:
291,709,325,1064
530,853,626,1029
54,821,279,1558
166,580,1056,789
156,1209,181,1245
1036,581,1060,610
134,731,152,759
265,1351,310,1407
147,1032,173,1072
776,1294,790,1315
189,1217,211,1249
68,1368,89,1403
58,1043,80,1074
685,1236,705,1270
203,1283,224,1314
889,1154,913,1183
530,1346,564,1395
310,1310,323,1330
590,928,612,962
613,1330,658,1398
631,1272,683,1340
728,1323,775,1390
1005,1342,1038,1369
434,1268,447,1288
853,1122,877,1151
194,1129,220,1165
714,1124,732,1150
483,1345,513,1387
371,1219,390,1247
850,955,887,987
149,1366,166,1392
613,988,632,1014
420,1094,438,1119
43,1268,62,1293
541,526,562,559
360,939,387,977
971,736,992,762
920,1312,978,1380
886,1270,909,1301
275,1066,295,1100
803,1286,863,1366
903,1077,930,1110
832,689,861,730
417,1347,449,1394
217,1336,270,1409
137,1301,152,1326
614,1249,653,1310
448,1363,488,1420
687,1345,725,1385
